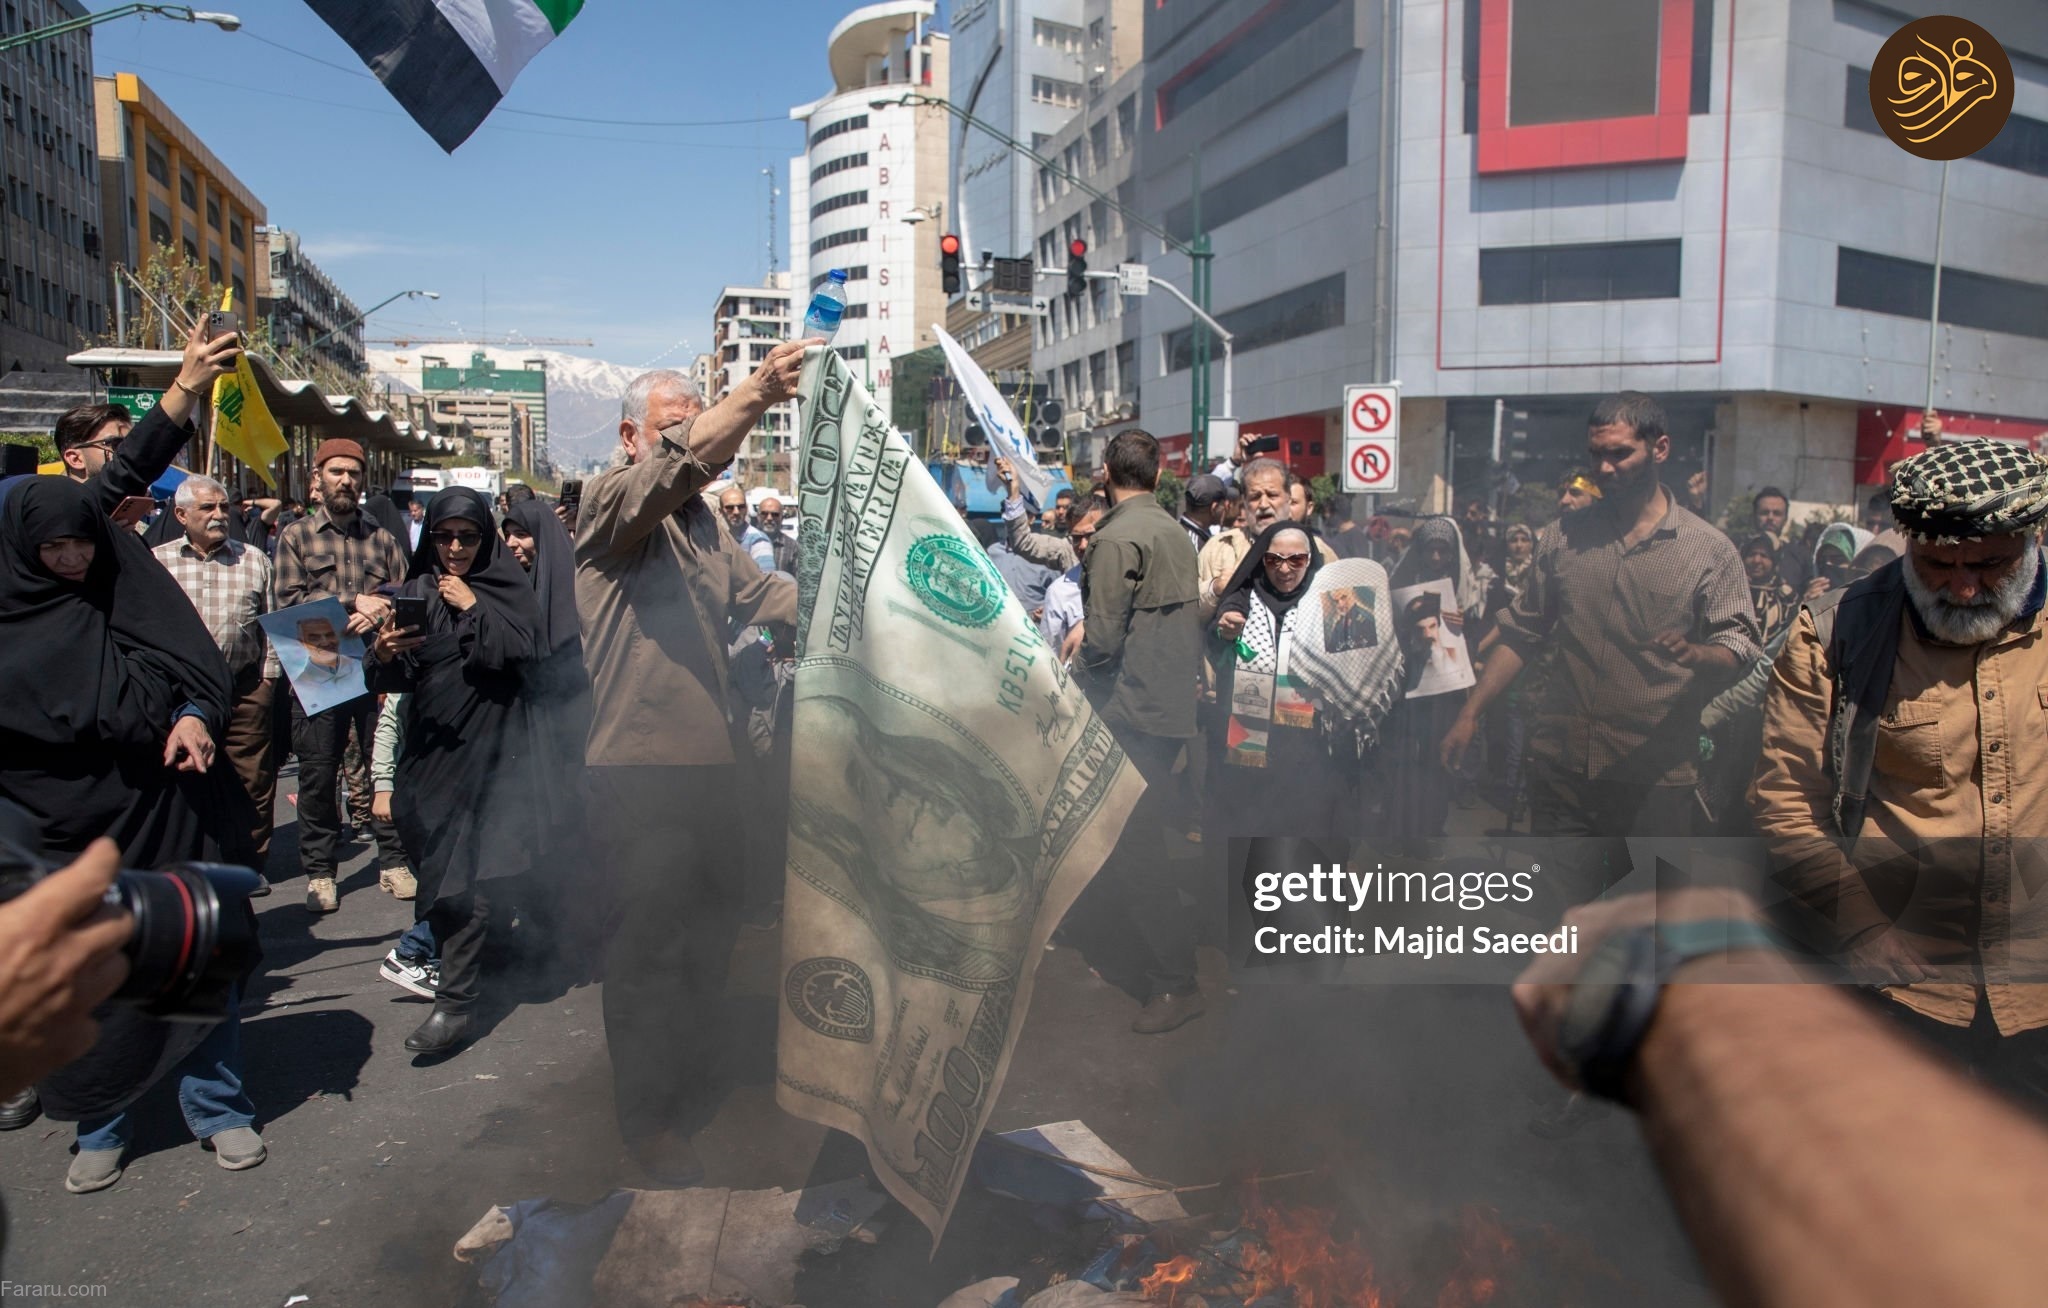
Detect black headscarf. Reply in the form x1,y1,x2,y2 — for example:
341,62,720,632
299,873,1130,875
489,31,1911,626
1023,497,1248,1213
364,492,411,544
1216,519,1327,624
406,488,544,645
502,497,579,655
0,476,229,750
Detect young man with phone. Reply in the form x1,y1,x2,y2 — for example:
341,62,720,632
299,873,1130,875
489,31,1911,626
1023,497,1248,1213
54,318,241,518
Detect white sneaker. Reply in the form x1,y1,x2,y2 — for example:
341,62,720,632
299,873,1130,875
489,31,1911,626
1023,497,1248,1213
379,950,439,999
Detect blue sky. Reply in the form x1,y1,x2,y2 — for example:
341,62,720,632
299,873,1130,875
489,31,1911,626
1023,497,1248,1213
88,1,906,366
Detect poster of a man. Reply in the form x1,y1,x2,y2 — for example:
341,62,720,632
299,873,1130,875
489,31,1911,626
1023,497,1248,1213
1321,585,1379,652
259,596,369,714
1392,579,1475,699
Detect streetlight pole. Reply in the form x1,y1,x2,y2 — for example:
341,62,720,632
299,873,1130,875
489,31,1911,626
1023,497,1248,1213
304,288,439,354
870,92,1221,459
0,4,240,53
1924,159,1950,429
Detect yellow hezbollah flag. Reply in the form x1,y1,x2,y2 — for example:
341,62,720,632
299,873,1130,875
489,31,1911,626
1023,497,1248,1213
208,292,286,488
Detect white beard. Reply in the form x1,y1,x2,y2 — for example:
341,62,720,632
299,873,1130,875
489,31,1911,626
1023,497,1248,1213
1902,541,2041,645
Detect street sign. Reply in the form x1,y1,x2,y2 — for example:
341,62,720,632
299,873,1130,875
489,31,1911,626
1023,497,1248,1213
1117,263,1150,296
964,291,1049,317
1207,417,1238,458
1342,384,1400,493
107,386,163,421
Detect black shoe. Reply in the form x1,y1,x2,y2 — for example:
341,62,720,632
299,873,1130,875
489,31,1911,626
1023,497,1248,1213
248,879,272,899
403,1010,473,1056
0,1087,39,1131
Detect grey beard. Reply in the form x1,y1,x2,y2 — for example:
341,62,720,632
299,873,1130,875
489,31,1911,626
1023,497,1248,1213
1903,541,2041,645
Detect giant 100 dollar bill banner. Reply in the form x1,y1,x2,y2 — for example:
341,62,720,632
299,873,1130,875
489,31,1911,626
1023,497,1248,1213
776,347,1142,1241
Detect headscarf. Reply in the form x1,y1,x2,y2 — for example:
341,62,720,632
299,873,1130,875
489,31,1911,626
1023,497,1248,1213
1388,515,1481,616
1889,438,2048,542
363,492,411,544
406,487,546,657
1216,520,1328,623
503,498,580,655
0,476,229,747
1812,523,1874,577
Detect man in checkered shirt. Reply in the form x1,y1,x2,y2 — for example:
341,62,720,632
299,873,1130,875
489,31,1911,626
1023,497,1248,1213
153,474,282,881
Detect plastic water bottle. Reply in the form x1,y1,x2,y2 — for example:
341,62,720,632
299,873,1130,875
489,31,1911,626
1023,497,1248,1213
803,268,848,342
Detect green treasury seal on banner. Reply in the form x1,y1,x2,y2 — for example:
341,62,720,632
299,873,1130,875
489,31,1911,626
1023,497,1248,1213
904,533,1006,628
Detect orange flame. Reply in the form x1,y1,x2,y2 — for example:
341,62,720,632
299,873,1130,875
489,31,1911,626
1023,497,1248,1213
1138,1255,1201,1304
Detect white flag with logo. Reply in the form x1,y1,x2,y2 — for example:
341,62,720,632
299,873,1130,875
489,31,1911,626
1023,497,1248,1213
933,323,1056,508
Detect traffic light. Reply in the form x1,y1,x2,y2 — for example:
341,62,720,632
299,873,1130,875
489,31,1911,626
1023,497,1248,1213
1066,238,1088,297
940,233,962,295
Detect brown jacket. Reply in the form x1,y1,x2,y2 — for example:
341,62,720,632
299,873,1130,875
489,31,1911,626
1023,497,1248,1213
575,423,796,767
1752,599,2048,1033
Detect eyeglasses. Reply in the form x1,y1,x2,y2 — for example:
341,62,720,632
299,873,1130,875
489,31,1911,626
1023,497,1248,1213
1263,552,1310,567
82,437,125,453
758,512,784,522
429,530,483,547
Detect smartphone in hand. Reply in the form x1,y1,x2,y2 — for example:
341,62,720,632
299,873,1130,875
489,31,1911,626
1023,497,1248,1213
392,594,430,632
109,496,155,528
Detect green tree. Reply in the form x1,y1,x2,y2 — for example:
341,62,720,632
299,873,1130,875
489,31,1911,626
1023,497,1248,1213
1153,467,1185,516
890,345,945,448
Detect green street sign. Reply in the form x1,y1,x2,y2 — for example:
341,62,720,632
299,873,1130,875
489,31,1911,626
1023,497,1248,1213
107,387,163,421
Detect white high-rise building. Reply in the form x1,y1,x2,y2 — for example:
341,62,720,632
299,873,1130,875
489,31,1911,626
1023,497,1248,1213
711,273,797,485
788,1,951,417
948,0,1088,269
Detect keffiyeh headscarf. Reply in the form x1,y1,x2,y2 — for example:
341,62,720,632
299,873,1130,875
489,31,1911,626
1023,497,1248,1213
1890,439,2048,542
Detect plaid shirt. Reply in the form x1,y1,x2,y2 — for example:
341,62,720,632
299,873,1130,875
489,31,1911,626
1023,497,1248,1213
152,535,281,680
273,507,409,615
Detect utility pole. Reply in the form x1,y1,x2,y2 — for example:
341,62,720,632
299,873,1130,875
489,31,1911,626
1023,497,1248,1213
1923,159,1950,436
764,167,779,275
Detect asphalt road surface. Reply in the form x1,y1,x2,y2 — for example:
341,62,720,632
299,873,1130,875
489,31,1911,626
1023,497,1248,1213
0,783,1714,1308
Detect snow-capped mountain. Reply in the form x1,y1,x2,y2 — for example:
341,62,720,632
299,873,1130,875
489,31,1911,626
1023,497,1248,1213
368,345,645,471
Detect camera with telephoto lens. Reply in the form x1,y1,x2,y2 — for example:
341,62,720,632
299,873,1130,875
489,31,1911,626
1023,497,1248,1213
0,801,261,1023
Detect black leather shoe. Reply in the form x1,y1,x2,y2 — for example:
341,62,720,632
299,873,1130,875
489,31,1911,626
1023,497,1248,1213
1131,990,1206,1035
403,1010,473,1056
0,1087,38,1131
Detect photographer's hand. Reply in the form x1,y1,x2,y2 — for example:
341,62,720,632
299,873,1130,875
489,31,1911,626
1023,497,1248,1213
0,839,133,1097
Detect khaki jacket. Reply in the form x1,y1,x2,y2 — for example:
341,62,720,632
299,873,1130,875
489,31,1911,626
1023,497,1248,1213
575,423,796,767
1077,494,1201,739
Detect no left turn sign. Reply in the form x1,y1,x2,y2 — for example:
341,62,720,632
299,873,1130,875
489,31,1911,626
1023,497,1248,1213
1351,391,1392,433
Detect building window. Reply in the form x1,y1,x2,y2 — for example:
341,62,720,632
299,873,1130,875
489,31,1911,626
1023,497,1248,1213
231,275,244,307
1033,18,1082,52
1156,0,1343,125
183,236,198,262
1836,247,2048,344
149,212,170,246
836,344,868,362
841,302,869,319
145,139,167,185
1115,340,1135,395
1509,0,1658,126
229,218,244,250
1164,274,1346,372
810,189,868,219
810,151,866,184
810,227,867,255
1115,95,1137,154
179,170,196,210
1089,119,1110,172
1478,239,1682,304
811,266,867,288
208,258,222,284
206,196,220,229
1032,76,1083,109
1845,67,2046,180
808,114,867,148
1164,118,1346,242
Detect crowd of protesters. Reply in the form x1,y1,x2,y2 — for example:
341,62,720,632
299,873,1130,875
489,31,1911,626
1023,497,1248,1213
3,305,2046,1285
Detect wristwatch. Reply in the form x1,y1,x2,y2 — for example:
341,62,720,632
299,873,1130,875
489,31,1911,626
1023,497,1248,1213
1558,917,1780,1103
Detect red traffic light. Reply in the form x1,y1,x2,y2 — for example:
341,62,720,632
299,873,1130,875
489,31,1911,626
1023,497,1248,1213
1069,238,1088,258
940,233,962,255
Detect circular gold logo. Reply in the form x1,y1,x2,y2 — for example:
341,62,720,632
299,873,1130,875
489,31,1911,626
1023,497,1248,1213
1869,16,2014,161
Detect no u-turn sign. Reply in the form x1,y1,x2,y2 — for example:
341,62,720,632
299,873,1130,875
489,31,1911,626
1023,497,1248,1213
1343,384,1400,493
